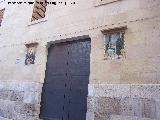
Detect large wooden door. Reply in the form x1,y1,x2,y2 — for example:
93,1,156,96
40,39,91,120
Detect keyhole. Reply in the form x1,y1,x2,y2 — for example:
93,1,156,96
64,95,66,98
68,51,69,55
62,106,64,110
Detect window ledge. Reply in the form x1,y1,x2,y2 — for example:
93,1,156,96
101,26,127,34
95,0,122,7
27,18,47,27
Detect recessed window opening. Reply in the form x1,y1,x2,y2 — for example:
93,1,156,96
104,30,126,60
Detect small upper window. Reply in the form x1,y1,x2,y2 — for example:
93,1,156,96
31,0,47,21
0,8,5,26
104,30,126,60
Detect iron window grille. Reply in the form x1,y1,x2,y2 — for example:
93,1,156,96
31,0,47,21
0,8,5,26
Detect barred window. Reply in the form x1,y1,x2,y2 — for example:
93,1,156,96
104,31,126,60
0,8,5,26
31,0,47,21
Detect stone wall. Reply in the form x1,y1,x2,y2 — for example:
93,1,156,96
0,45,46,119
87,84,160,120
0,0,160,119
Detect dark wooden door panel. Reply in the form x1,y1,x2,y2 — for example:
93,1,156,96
46,43,68,75
67,39,91,76
40,39,91,120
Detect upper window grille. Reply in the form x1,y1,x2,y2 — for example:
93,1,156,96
31,0,47,21
0,8,5,26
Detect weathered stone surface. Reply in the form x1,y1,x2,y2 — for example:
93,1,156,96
94,112,111,120
0,81,43,92
89,84,131,98
0,90,13,101
110,115,139,120
88,84,160,120
86,112,94,120
0,116,11,120
0,89,25,102
87,97,96,112
110,115,159,120
13,114,39,120
15,103,40,116
0,100,15,119
95,97,121,115
155,99,160,119
10,91,24,102
23,91,41,104
119,97,133,116
131,85,160,99
131,98,143,117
